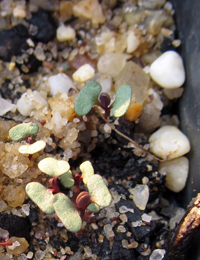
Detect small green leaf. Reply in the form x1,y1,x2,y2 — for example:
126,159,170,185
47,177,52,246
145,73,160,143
38,158,70,177
26,182,54,214
80,160,94,184
112,85,132,117
19,140,46,155
53,193,82,233
87,203,100,213
60,171,74,188
74,81,102,116
9,123,39,141
87,175,112,207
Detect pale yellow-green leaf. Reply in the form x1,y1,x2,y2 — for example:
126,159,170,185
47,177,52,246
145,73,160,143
87,175,112,207
19,140,46,155
26,182,54,214
38,158,70,177
60,171,74,188
80,160,94,184
112,85,132,117
9,123,39,141
53,193,82,232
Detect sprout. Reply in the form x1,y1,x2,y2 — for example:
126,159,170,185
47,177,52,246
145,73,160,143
25,160,112,232
74,81,132,118
9,122,39,141
38,157,70,177
18,140,46,155
74,81,102,116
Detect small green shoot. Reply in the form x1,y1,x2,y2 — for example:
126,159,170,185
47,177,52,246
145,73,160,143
112,85,132,117
74,81,102,116
26,182,54,214
38,158,70,177
74,81,132,118
74,81,163,161
9,122,39,141
53,193,82,233
26,160,112,232
18,140,46,155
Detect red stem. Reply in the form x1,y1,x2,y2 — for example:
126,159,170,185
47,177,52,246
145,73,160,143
49,178,60,194
74,174,82,194
0,242,13,246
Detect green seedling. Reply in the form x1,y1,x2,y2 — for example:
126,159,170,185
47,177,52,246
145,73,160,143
74,81,164,162
74,81,132,119
26,159,112,233
9,122,46,161
9,122,39,141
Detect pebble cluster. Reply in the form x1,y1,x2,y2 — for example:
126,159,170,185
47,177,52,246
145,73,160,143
0,0,191,259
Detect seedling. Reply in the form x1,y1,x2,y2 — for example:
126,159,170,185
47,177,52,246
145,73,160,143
74,81,164,161
26,159,111,233
74,81,132,119
9,122,39,141
9,122,46,159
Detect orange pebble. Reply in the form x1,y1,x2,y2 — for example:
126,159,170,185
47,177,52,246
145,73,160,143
126,102,143,122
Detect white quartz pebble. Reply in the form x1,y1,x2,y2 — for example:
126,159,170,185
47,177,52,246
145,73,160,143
149,50,185,88
149,126,190,160
0,97,16,116
17,90,48,116
56,24,76,42
129,184,149,210
159,156,189,192
48,73,74,96
126,30,140,53
72,64,95,83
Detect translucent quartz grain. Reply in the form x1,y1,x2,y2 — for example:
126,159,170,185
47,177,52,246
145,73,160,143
73,0,105,25
97,53,130,78
129,184,149,210
6,237,29,256
103,224,115,240
2,185,25,207
115,61,150,105
149,249,166,260
66,128,79,144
